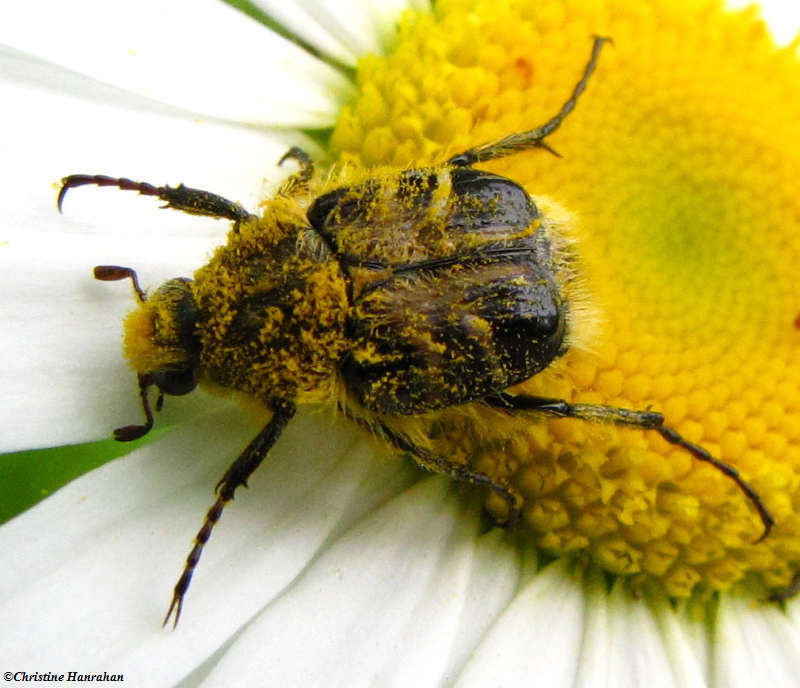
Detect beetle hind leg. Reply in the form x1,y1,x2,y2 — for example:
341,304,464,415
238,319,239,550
342,408,523,526
485,392,774,542
383,421,523,526
769,571,800,602
447,35,610,166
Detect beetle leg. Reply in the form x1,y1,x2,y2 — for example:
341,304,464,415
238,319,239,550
769,571,800,602
278,146,315,194
376,419,523,527
58,174,257,229
339,404,522,524
163,398,296,629
485,393,774,542
448,35,610,167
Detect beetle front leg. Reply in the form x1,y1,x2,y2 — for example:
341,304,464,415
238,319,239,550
278,146,315,194
58,174,256,230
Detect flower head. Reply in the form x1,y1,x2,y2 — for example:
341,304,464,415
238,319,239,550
1,0,800,685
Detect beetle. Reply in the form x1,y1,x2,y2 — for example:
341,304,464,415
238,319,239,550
58,36,773,627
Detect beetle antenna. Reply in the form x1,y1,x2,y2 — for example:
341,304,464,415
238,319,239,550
94,265,146,303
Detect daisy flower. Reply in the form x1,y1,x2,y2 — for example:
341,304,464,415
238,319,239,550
2,0,800,686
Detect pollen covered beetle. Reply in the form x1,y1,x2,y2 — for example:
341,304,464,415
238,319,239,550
58,37,772,626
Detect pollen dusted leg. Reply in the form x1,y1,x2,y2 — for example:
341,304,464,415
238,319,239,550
278,146,315,194
447,35,610,166
769,571,800,602
383,423,524,526
58,174,256,228
163,399,296,628
359,415,524,526
485,392,774,541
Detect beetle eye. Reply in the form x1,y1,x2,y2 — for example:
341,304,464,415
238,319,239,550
152,368,197,396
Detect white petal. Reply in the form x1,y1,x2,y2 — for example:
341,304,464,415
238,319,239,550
440,529,522,680
714,595,800,687
199,478,503,687
348,0,432,46
0,407,418,684
1,48,316,218
268,0,430,59
366,0,432,18
454,559,586,687
673,600,712,683
0,0,352,126
648,595,708,688
725,0,800,45
572,569,611,688
278,0,384,58
786,594,800,631
600,583,694,688
249,1,363,65
0,50,316,450
0,231,217,452
569,575,707,688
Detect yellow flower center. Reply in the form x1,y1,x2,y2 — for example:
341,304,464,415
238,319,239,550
330,0,800,598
